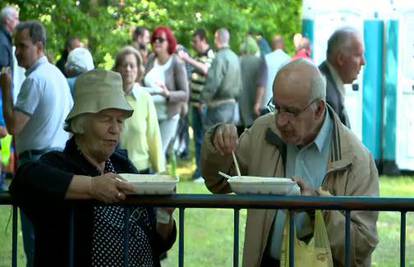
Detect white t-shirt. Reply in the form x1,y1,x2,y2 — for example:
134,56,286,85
143,57,173,120
14,57,73,154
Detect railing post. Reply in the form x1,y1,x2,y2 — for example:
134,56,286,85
400,211,406,267
123,207,131,267
179,207,185,267
233,208,240,267
68,207,75,267
345,210,351,267
12,206,17,267
289,210,294,267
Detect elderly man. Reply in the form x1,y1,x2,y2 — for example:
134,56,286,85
0,5,19,190
0,20,73,267
201,59,379,267
319,27,365,128
201,28,242,129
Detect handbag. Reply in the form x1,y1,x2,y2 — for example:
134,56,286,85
280,210,333,267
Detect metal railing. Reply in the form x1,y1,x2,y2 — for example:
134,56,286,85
1,192,414,267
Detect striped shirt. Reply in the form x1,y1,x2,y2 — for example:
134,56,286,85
190,48,215,105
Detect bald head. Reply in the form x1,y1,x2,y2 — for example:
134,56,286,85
274,59,326,102
215,28,230,48
271,35,284,51
327,27,361,62
326,27,365,83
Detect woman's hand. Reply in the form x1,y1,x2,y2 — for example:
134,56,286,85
90,173,136,203
157,83,171,99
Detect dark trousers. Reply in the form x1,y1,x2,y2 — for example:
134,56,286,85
18,153,43,267
260,253,280,267
191,106,205,178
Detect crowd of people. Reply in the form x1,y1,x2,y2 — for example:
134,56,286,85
0,4,377,267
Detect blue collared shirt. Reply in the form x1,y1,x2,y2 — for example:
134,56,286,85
270,111,333,259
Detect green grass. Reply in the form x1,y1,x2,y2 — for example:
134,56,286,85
1,161,414,267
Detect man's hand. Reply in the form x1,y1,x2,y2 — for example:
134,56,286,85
292,176,317,196
177,50,190,62
0,126,8,138
253,102,261,117
212,124,239,156
0,67,12,93
90,173,136,203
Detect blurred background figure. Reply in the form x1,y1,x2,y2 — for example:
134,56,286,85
261,35,290,115
319,27,365,128
292,34,312,61
0,5,19,191
65,47,94,96
55,36,82,76
239,35,266,134
201,28,241,130
143,26,189,156
177,28,215,181
132,26,151,65
114,46,165,174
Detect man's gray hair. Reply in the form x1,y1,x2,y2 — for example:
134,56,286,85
0,6,16,25
274,59,326,101
216,28,230,46
15,20,46,47
327,27,360,62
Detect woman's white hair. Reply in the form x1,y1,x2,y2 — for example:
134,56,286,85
66,114,90,134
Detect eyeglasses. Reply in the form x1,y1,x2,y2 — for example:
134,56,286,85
267,98,320,119
153,37,166,44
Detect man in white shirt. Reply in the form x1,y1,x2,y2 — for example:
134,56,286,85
257,35,290,115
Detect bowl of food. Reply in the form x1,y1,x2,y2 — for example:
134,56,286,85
119,173,178,195
227,175,300,195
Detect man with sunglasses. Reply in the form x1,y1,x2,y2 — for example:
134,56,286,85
201,59,379,266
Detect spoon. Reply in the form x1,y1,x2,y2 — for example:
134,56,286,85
232,151,241,177
218,171,232,180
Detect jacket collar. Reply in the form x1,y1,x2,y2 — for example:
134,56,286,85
265,105,353,173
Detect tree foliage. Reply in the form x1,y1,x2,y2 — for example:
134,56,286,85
3,0,302,69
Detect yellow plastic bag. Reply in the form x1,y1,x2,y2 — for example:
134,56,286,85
280,210,333,267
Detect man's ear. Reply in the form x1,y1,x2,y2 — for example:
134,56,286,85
336,51,345,67
315,100,326,118
35,41,44,54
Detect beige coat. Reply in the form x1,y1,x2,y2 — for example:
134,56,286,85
201,108,379,267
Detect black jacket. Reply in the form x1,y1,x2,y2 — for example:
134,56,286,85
319,61,350,128
10,138,176,267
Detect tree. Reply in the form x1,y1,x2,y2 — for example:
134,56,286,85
3,0,302,68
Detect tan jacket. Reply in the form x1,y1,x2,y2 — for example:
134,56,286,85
201,108,379,267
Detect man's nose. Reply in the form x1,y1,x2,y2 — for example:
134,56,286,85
361,55,366,66
276,113,289,127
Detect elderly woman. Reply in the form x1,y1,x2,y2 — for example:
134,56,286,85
10,70,176,267
143,26,189,155
239,36,267,133
114,46,165,174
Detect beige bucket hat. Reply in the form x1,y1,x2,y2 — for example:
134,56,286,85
65,69,133,123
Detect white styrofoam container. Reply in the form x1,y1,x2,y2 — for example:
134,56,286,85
228,176,300,195
119,173,178,195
